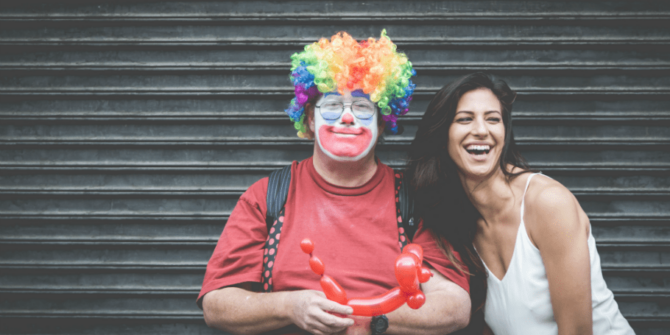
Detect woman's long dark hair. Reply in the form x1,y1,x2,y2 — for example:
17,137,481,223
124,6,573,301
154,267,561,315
406,72,530,333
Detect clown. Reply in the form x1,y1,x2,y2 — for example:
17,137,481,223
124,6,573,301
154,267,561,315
198,31,472,335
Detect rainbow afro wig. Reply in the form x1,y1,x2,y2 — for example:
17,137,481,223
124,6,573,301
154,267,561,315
285,30,416,138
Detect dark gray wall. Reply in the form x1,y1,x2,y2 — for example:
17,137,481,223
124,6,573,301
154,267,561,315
1,1,668,334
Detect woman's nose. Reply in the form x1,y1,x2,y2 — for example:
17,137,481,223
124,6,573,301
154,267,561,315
472,118,487,136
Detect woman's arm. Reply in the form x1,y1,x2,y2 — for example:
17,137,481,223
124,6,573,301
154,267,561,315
526,182,593,335
202,283,354,335
384,269,471,335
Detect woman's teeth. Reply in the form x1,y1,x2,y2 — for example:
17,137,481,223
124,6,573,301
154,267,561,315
466,145,491,155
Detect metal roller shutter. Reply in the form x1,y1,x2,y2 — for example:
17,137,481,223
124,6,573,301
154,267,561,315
1,1,668,334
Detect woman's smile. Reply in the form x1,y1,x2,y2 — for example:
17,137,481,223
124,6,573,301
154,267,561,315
464,142,493,162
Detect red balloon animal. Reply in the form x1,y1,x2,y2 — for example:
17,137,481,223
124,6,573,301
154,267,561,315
300,238,433,316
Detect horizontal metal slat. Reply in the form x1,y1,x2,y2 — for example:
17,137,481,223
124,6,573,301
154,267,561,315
0,262,206,272
0,139,668,148
1,38,669,48
0,262,667,274
0,214,667,223
0,312,664,328
0,288,199,296
1,287,667,299
1,237,668,249
0,214,230,220
2,62,670,73
1,87,668,98
0,238,218,246
1,112,670,123
1,12,669,22
0,310,202,320
0,187,668,198
9,202,664,221
0,189,243,197
0,163,668,173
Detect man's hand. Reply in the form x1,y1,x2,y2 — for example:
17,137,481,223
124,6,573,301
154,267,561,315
285,290,355,335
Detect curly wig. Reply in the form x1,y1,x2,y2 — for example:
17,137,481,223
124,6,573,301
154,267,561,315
285,30,416,137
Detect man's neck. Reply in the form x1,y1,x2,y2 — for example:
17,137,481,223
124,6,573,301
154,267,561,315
311,145,378,188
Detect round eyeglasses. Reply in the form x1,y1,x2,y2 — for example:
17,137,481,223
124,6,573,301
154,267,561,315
315,101,377,121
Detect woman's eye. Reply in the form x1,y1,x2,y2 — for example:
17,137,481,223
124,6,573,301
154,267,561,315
488,117,501,122
456,117,472,122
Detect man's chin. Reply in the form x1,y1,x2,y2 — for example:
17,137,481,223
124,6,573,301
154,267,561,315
323,145,369,159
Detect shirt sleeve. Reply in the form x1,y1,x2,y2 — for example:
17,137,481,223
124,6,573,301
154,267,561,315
412,221,470,294
197,177,269,308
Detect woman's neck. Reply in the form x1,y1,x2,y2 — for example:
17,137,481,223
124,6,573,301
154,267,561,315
459,168,516,225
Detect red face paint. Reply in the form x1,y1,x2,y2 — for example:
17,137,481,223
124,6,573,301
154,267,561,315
318,125,373,158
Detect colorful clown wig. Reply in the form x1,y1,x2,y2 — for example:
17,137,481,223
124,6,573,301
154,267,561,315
285,30,416,138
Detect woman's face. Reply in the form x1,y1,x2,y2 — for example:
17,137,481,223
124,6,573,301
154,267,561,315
448,88,505,179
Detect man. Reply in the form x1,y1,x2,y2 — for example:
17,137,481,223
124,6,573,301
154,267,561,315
198,31,471,335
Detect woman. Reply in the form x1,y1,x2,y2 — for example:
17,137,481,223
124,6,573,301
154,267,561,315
407,73,634,334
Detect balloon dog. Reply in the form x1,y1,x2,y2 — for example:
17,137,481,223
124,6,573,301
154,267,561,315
300,238,433,316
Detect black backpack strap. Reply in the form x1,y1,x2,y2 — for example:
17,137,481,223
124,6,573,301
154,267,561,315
261,164,292,292
265,165,292,232
395,170,416,243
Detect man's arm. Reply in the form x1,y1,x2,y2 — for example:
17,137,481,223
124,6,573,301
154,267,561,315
342,269,471,335
202,283,354,335
385,268,471,335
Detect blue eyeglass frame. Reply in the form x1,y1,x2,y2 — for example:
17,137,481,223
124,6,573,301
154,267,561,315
315,102,377,121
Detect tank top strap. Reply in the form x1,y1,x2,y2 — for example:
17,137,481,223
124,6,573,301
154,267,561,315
520,173,541,219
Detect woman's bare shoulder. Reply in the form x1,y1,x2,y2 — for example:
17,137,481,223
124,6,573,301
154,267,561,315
524,174,575,212
522,174,588,247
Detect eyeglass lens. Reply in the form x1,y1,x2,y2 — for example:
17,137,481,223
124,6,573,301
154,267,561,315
319,101,376,120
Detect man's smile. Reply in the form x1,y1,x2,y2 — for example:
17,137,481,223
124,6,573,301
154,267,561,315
318,125,373,158
329,127,365,136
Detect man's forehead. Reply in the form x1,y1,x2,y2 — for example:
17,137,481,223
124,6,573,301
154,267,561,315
323,90,371,100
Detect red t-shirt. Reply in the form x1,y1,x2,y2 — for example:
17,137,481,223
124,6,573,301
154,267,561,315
198,157,469,307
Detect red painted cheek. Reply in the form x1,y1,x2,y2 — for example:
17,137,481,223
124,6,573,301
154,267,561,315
319,126,373,157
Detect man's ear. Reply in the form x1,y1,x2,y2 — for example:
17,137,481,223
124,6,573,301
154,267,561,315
377,111,385,137
304,103,316,139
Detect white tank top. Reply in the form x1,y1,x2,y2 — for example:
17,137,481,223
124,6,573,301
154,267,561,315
482,173,634,335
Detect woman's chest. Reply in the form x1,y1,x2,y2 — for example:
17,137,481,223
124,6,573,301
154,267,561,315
474,219,521,281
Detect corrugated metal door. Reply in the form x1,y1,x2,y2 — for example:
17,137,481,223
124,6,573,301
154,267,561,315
1,1,668,334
